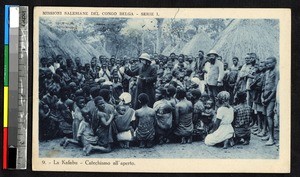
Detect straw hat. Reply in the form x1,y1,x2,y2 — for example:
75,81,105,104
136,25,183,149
207,50,219,57
139,53,151,62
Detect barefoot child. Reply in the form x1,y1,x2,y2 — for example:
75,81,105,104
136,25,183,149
72,96,85,140
250,61,267,137
135,93,156,148
62,107,107,156
190,89,205,138
261,57,279,146
201,99,215,134
233,91,253,145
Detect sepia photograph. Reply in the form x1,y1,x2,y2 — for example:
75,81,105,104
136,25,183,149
32,7,291,172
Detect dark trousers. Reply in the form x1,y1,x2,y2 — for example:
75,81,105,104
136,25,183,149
207,85,222,106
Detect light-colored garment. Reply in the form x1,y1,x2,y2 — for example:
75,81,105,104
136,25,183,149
72,107,83,140
48,65,55,73
238,64,256,90
204,60,224,86
77,120,98,146
117,130,133,141
114,108,135,141
53,62,60,71
98,68,111,81
205,106,234,146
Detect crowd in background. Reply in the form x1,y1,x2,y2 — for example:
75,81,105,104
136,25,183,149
39,49,279,155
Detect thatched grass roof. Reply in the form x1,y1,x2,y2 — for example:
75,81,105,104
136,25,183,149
211,19,279,65
181,30,213,56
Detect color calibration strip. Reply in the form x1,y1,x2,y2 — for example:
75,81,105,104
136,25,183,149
3,5,28,170
3,5,10,170
8,6,20,169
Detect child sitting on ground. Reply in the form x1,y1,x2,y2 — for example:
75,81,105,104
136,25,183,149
233,91,253,145
71,96,85,140
190,89,205,138
201,99,215,134
61,107,108,156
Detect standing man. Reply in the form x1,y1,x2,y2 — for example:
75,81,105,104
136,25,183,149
195,50,206,80
234,54,257,105
203,50,224,104
124,53,157,109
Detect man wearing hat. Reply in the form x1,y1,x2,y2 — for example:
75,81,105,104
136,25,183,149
124,53,157,109
203,50,224,105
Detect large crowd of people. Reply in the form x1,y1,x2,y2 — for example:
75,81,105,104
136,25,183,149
39,49,279,156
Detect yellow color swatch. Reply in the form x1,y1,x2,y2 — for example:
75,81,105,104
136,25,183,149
3,87,9,127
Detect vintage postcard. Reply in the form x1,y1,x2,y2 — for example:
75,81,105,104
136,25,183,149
32,7,291,172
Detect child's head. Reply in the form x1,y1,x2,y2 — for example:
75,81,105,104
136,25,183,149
190,89,202,101
76,96,86,109
138,93,149,106
166,85,176,98
200,92,209,102
205,99,214,109
81,107,92,122
156,87,167,101
117,105,127,115
99,89,111,103
90,86,100,99
94,96,106,111
69,82,77,92
235,91,247,104
113,73,119,83
48,85,58,96
258,61,266,72
164,74,173,83
176,88,186,100
65,99,74,111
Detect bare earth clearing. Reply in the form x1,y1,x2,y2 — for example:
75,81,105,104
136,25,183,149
39,131,279,159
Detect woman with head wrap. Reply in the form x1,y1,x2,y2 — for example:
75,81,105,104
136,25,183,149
204,91,234,149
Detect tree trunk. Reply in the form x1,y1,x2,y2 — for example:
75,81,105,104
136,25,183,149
156,18,163,54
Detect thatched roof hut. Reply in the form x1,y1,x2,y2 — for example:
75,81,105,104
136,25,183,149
39,23,109,64
162,30,213,57
181,30,213,56
211,19,279,65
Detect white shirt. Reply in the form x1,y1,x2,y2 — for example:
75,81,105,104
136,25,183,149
204,60,224,86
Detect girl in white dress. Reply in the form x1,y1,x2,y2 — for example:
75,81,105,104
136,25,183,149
204,91,234,149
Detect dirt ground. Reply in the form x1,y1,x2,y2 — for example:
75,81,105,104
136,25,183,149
39,130,279,159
